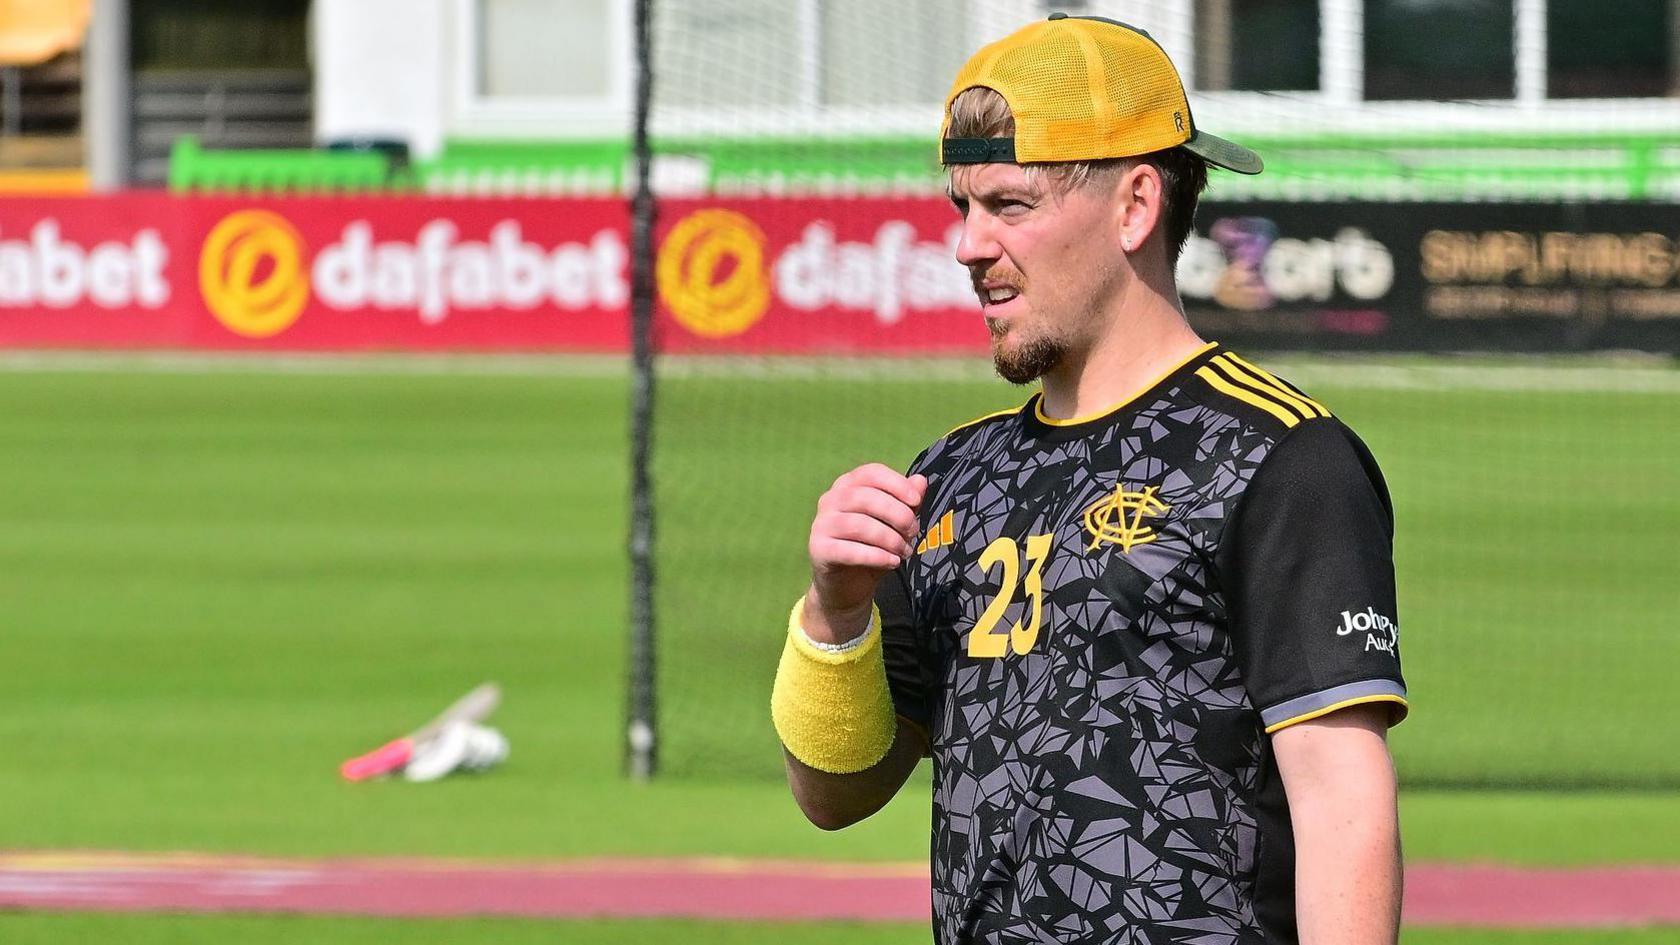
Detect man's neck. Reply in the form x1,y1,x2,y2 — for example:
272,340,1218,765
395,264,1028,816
1037,294,1205,421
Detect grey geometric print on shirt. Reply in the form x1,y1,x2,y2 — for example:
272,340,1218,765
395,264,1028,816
901,383,1285,945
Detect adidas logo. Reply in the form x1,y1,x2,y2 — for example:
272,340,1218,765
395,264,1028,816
916,510,955,554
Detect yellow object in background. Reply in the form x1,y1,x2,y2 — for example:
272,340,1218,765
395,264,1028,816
0,169,88,193
0,0,91,67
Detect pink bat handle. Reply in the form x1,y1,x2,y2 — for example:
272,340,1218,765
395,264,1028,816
339,738,415,781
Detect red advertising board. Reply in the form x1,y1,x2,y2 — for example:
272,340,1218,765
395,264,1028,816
652,199,981,355
0,194,987,354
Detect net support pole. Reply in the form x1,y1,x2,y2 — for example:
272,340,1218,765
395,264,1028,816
624,0,658,782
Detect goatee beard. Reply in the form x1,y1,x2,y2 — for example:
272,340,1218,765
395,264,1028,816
991,328,1064,385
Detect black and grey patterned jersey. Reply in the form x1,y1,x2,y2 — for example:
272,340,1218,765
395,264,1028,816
877,343,1407,945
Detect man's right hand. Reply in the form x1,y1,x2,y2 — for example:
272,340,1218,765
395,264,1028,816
804,463,928,645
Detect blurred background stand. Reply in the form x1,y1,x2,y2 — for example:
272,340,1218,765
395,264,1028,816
0,0,89,191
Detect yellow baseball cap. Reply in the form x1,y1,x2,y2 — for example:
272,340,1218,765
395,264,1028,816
941,13,1263,175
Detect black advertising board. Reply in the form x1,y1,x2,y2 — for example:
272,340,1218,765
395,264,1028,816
1183,201,1680,352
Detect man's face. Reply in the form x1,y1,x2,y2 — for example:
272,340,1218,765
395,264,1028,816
948,162,1128,384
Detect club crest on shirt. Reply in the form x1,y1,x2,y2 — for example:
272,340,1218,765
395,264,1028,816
1082,484,1170,553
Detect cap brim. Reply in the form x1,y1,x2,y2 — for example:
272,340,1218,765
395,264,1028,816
1184,130,1263,175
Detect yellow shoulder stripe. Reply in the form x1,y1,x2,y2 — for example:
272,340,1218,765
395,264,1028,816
1195,366,1301,428
942,399,1030,439
1222,352,1331,417
1210,355,1324,421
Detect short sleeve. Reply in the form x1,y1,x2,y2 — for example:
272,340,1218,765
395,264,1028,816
877,566,934,753
1218,418,1408,734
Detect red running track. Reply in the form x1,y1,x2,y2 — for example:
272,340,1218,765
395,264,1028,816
0,852,1675,927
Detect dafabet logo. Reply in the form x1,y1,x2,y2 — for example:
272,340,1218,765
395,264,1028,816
0,220,169,310
654,207,975,339
656,209,771,338
199,210,310,338
193,205,976,341
196,209,631,339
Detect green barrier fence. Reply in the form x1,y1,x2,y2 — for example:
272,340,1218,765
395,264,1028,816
169,131,1680,201
167,137,394,194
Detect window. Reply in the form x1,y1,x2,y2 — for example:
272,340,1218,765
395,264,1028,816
654,0,804,108
821,0,967,106
1547,0,1671,98
653,0,972,109
0,51,83,169
1195,0,1320,92
479,0,614,98
131,0,308,71
1364,0,1514,100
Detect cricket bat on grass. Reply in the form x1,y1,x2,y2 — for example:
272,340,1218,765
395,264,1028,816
339,683,501,781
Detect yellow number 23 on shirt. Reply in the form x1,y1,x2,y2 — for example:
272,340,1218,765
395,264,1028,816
968,533,1053,658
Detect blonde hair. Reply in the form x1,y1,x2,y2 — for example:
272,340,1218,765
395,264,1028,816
943,86,1210,262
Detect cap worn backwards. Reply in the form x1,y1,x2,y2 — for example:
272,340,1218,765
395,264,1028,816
940,13,1263,175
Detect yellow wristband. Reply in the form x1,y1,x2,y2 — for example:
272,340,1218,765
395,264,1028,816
770,597,897,775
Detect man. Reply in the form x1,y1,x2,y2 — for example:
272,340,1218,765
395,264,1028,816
771,15,1407,945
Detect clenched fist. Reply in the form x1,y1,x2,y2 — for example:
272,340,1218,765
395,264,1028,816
804,463,928,645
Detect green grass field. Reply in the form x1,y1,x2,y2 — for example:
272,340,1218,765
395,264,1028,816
0,356,1674,943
